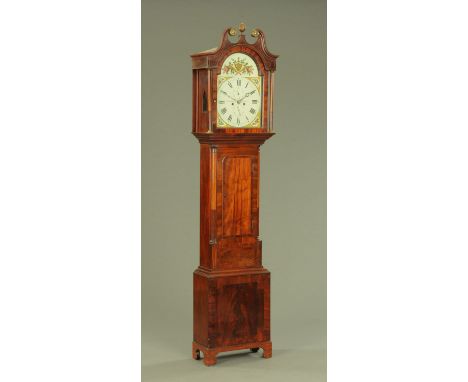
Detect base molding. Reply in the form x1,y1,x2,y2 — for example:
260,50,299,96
194,266,270,278
192,341,272,366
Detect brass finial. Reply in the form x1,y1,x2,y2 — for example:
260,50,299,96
239,22,246,33
228,27,237,36
251,29,259,38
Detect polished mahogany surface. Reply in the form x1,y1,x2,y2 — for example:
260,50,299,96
191,24,277,366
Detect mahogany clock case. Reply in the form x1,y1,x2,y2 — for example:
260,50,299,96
191,26,277,366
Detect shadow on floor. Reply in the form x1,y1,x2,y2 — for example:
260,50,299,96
142,348,326,382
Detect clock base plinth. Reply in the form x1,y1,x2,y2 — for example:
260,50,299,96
192,341,272,366
193,269,271,366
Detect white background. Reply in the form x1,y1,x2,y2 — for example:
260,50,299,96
1,0,468,381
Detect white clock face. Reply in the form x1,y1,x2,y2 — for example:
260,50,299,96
217,53,262,128
217,78,261,128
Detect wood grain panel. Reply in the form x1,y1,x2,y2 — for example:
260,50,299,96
217,244,256,269
199,144,211,268
222,157,252,237
216,237,260,270
216,282,263,346
193,273,208,346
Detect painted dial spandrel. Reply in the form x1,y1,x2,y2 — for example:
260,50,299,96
217,53,262,128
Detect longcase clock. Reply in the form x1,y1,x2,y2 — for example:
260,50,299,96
191,23,278,367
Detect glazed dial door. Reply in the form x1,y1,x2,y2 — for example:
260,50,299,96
217,53,262,128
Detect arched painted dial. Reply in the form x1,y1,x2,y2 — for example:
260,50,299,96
217,77,261,128
217,52,262,128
